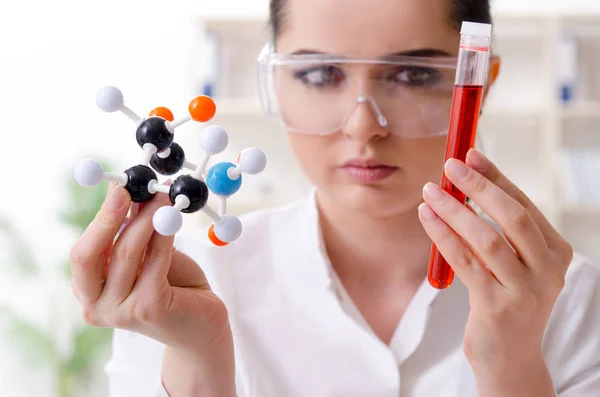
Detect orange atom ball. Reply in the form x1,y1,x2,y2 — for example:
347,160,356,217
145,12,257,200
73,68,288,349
208,224,228,246
189,96,216,122
149,107,174,122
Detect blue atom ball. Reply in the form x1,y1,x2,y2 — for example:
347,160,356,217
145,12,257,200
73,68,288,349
206,162,243,196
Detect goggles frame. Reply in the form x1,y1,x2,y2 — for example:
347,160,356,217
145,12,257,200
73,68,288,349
256,43,460,136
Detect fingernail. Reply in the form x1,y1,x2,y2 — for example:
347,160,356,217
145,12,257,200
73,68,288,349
468,149,489,172
107,182,117,195
418,203,437,221
109,187,126,210
423,182,445,203
445,159,469,180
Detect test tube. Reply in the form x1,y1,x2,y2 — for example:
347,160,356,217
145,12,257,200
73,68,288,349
427,21,492,290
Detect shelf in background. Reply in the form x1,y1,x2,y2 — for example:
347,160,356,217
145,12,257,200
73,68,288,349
198,12,589,40
481,105,548,118
201,17,269,43
560,203,600,216
560,102,600,119
491,14,552,39
481,102,600,121
561,15,600,37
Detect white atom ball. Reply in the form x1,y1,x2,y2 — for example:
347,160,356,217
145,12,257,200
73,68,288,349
153,206,183,236
214,215,242,243
74,158,104,187
96,86,124,112
239,148,267,175
200,125,228,154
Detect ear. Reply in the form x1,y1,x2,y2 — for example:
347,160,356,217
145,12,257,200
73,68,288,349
483,55,501,100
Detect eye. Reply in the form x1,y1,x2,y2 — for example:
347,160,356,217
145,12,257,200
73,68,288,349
294,65,345,87
393,67,442,87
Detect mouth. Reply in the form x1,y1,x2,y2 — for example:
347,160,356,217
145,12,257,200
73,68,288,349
340,159,398,184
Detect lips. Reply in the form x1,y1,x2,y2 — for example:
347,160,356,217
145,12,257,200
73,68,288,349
342,157,397,168
340,158,398,184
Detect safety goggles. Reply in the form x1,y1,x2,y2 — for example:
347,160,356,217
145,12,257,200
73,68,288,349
257,44,459,138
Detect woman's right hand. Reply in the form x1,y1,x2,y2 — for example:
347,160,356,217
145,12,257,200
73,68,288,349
69,182,232,362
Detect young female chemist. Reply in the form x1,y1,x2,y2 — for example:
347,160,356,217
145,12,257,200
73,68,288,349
69,0,600,396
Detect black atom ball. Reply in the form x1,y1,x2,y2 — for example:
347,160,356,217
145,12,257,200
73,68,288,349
136,116,174,152
169,175,209,214
150,142,185,176
124,165,157,203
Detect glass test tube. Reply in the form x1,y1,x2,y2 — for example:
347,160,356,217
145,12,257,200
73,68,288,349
427,21,493,290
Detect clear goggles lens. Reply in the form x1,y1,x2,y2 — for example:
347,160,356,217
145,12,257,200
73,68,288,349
257,44,458,138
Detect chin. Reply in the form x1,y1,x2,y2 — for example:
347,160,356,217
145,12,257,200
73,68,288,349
320,182,421,218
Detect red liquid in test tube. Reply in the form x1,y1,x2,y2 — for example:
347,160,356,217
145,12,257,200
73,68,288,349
427,22,492,289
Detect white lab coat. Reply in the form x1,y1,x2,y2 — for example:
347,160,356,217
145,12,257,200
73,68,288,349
104,190,600,396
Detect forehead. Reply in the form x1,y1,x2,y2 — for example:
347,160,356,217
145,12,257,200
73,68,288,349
278,0,459,56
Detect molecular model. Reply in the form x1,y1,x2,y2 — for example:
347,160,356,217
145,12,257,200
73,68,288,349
73,86,267,246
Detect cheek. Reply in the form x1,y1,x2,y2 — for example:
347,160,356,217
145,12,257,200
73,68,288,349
404,137,447,182
287,134,333,182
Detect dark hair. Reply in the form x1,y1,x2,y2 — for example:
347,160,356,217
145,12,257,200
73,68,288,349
269,0,492,43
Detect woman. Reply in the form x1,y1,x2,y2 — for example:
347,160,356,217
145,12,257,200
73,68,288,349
69,0,600,396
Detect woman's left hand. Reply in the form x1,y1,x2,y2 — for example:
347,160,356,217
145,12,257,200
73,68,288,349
418,148,573,396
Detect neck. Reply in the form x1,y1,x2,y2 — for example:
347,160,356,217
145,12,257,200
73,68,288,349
315,190,432,289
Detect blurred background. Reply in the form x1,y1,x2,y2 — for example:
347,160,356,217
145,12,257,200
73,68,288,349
0,0,598,395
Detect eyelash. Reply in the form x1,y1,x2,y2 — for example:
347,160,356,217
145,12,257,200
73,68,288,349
392,67,442,87
293,66,344,88
292,66,442,88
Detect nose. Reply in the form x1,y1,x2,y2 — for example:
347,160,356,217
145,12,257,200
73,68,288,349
342,96,389,143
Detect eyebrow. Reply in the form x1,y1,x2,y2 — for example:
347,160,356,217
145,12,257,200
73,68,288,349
290,48,453,57
390,49,452,57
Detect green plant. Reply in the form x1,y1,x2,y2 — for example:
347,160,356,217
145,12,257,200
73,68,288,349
0,158,117,397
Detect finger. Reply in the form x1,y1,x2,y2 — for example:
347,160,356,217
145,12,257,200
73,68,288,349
134,231,175,291
106,181,117,195
129,202,141,219
70,185,131,304
103,191,172,302
112,202,141,255
103,243,113,278
465,149,566,254
418,202,495,292
107,215,131,266
72,278,82,302
117,204,140,235
465,201,477,214
167,250,211,289
443,157,549,270
106,203,142,276
423,182,528,289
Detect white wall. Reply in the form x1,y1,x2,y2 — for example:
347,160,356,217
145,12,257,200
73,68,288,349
0,0,197,272
0,1,198,396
